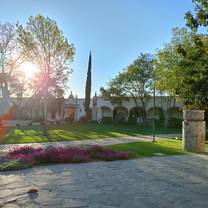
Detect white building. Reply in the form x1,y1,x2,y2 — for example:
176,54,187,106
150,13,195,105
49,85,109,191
0,91,183,124
64,92,183,123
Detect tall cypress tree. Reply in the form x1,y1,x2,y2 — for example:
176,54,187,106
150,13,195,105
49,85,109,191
84,51,92,119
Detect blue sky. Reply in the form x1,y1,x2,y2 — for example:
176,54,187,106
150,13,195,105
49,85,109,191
0,0,195,98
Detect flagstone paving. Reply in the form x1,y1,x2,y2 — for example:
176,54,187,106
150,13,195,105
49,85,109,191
1,154,208,208
0,134,181,152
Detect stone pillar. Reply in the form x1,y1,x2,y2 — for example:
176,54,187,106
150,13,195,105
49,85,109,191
182,110,206,153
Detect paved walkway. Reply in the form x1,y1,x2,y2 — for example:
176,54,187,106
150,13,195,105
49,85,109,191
1,154,208,208
0,134,181,152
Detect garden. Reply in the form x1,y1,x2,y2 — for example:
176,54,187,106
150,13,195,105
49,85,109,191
0,138,196,171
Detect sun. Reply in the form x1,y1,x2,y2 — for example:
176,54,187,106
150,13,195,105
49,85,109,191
20,62,37,78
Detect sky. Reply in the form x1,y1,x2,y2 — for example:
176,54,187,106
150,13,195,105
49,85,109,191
0,0,195,98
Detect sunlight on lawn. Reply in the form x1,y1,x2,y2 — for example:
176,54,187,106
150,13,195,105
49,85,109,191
109,139,186,157
2,124,181,144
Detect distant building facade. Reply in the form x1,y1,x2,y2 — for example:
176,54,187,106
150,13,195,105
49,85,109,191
49,92,183,123
6,91,183,123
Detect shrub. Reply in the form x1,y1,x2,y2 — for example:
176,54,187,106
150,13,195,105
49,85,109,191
2,145,133,171
114,116,126,124
87,146,130,161
137,120,151,127
0,159,32,171
168,118,182,128
127,117,137,125
65,117,73,124
101,116,113,124
7,146,38,157
79,116,88,123
89,120,98,124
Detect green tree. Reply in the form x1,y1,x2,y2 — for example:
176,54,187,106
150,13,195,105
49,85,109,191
0,22,23,90
124,53,154,118
100,76,128,107
185,0,208,31
155,27,208,109
155,28,194,96
100,53,154,120
17,15,75,135
84,51,92,120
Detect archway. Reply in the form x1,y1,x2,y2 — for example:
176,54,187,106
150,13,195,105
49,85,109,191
147,107,163,120
97,106,113,122
113,106,128,122
129,106,146,122
166,107,182,127
167,107,182,119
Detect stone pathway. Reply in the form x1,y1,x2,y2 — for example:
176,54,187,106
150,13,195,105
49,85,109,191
0,134,181,152
1,154,208,208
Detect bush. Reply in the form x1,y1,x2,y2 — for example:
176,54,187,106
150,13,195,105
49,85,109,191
87,146,130,161
127,117,137,125
114,116,126,124
89,120,98,124
65,117,74,124
1,145,133,171
0,159,32,171
79,116,88,123
101,116,113,124
168,118,182,128
7,146,37,156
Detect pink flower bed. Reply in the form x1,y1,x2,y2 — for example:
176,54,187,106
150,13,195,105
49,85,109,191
5,145,132,169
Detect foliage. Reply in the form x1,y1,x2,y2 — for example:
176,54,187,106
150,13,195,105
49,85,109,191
101,116,113,124
17,15,75,98
17,15,75,134
114,115,127,124
100,53,154,119
0,22,27,116
155,27,208,109
100,80,128,106
79,116,89,123
168,118,182,128
127,117,137,125
87,145,132,161
185,0,208,31
0,159,32,171
155,28,192,96
0,145,132,171
0,22,23,89
84,52,92,119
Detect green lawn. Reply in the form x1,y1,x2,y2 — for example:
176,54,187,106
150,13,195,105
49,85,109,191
1,123,181,144
108,139,185,157
109,139,208,157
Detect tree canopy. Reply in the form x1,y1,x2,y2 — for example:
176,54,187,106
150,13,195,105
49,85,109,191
17,15,75,133
155,27,208,109
17,15,75,98
185,0,208,31
100,53,154,118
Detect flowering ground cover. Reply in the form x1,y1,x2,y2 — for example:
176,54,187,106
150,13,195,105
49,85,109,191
0,145,133,171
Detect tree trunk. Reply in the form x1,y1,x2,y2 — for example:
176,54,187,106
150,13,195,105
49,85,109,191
164,110,168,129
140,97,146,121
43,88,48,136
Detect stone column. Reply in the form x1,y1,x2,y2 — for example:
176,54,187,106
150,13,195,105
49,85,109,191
182,110,206,153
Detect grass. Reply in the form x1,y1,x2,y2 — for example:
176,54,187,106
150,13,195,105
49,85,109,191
1,123,181,144
1,138,208,171
108,139,186,157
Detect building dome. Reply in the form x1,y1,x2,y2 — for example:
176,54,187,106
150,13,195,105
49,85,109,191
68,91,75,104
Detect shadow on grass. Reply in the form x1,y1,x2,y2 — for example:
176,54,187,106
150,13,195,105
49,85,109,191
1,124,181,144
